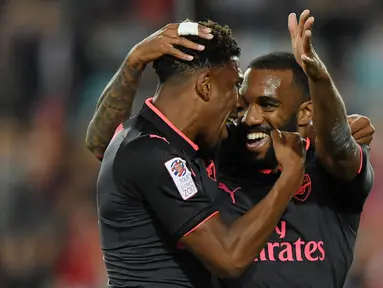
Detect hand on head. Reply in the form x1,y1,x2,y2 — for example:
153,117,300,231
130,22,214,66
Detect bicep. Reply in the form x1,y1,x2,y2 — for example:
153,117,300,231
320,144,374,210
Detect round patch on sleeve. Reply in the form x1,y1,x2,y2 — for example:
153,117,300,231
164,157,198,200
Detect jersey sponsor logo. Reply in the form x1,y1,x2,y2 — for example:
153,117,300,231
254,221,325,262
206,160,217,181
165,157,198,200
293,174,312,202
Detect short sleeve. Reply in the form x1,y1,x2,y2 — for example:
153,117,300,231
114,136,218,240
318,144,374,212
339,144,374,206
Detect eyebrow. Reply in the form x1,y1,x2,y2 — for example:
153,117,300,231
257,95,281,104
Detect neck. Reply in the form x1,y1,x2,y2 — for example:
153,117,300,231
152,83,200,142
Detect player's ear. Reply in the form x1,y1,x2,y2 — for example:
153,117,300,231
196,70,211,102
298,100,312,126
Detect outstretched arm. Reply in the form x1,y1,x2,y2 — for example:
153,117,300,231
122,131,306,278
85,23,213,160
289,10,364,181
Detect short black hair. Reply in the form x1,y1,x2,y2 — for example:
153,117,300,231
153,20,241,84
248,52,310,101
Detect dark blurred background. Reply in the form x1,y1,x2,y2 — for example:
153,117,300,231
0,0,382,287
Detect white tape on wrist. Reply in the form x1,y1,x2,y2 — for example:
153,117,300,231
177,22,199,36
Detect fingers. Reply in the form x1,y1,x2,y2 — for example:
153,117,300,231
348,115,372,134
270,129,284,146
303,16,314,32
159,23,214,61
352,126,375,141
285,132,306,149
349,117,364,134
293,132,307,157
354,136,373,146
302,29,313,55
197,25,215,39
271,130,305,146
288,13,298,37
163,36,206,61
298,10,311,37
164,44,195,61
172,36,206,51
285,132,304,143
348,116,374,145
288,10,313,56
347,114,360,124
301,54,315,65
164,23,214,39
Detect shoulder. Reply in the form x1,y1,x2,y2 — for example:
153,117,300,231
309,144,374,211
311,144,373,185
116,134,176,166
123,133,172,152
114,134,191,182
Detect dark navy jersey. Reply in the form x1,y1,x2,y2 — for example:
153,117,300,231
215,140,374,288
97,98,220,287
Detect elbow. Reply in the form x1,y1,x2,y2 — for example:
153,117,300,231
210,258,247,279
85,136,92,152
85,124,94,151
85,136,104,161
215,242,266,278
85,137,95,153
85,133,95,153
215,264,245,279
220,266,244,279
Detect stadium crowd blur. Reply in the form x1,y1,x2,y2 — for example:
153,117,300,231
0,0,382,287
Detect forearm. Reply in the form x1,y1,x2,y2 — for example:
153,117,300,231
226,169,302,275
310,76,360,178
311,76,351,153
85,55,145,159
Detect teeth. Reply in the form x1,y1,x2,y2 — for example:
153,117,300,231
247,132,268,140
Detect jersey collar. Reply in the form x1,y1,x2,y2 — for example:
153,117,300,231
140,98,199,156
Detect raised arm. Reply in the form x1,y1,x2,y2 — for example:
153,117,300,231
85,23,214,160
181,131,306,277
85,55,144,160
289,10,363,180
